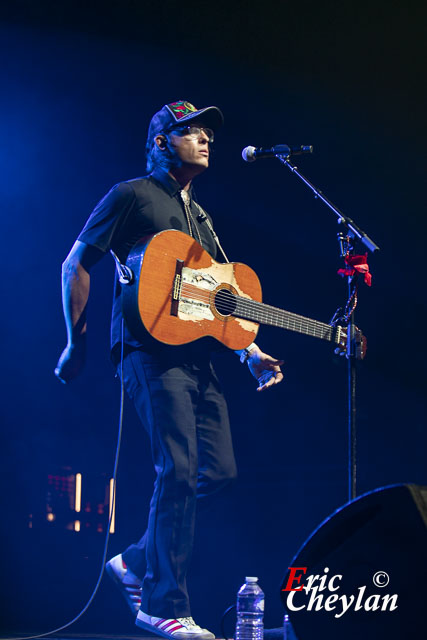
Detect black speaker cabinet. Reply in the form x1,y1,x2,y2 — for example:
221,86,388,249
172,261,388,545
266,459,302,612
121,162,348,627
280,484,427,639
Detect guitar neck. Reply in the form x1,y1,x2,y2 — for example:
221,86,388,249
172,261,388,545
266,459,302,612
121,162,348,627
234,296,337,343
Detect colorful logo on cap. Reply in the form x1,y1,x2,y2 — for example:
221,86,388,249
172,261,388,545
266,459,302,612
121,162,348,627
166,101,199,122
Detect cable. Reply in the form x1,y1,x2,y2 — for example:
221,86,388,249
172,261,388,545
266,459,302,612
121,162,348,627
5,322,127,640
220,604,236,640
110,249,133,284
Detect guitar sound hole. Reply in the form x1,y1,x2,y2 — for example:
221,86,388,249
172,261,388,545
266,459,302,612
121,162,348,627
214,289,237,316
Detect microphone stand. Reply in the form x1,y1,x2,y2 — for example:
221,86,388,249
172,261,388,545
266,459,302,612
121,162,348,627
276,154,379,501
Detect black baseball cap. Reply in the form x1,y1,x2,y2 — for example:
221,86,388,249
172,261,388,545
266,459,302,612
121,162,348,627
146,100,224,150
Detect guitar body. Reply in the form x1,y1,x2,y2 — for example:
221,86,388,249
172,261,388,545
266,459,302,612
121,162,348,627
122,229,367,358
122,229,261,350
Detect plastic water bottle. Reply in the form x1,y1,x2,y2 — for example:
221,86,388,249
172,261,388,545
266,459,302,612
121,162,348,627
283,613,290,640
235,576,264,640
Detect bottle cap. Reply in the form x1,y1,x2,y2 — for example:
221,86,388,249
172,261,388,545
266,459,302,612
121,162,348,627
245,576,258,582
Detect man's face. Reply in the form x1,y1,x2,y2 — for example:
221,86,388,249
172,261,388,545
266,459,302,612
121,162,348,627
169,122,211,173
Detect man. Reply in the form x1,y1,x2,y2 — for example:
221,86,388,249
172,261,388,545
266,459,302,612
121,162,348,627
55,101,283,639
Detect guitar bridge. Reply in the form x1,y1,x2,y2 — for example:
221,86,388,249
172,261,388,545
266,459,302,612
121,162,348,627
171,259,184,316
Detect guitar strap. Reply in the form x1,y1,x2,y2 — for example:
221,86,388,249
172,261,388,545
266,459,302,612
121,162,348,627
193,201,230,264
110,193,230,285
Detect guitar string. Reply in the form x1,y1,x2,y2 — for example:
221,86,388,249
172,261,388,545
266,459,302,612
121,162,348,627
178,283,335,340
179,283,330,330
179,284,330,332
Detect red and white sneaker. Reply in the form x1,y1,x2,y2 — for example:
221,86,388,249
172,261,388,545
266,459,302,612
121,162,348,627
105,554,142,615
136,611,215,640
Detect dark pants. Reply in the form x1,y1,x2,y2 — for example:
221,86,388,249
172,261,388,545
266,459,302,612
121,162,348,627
119,349,237,618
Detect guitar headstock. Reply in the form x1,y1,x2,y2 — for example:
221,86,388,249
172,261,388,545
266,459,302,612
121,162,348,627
334,326,367,360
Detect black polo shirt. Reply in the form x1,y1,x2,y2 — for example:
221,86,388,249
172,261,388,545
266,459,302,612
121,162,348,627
78,168,218,360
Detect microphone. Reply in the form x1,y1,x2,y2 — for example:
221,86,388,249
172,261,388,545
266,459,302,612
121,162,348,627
242,144,313,162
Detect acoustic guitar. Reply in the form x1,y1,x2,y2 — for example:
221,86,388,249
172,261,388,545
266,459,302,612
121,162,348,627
121,229,366,358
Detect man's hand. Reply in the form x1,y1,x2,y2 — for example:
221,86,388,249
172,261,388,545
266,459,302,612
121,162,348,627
55,335,86,384
246,346,284,392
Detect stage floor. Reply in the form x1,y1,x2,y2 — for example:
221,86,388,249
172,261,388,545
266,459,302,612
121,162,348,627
0,631,288,640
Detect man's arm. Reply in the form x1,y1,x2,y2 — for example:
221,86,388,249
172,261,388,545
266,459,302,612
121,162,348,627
55,240,104,383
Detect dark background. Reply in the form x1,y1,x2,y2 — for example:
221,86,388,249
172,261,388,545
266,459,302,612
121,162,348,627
1,0,426,635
